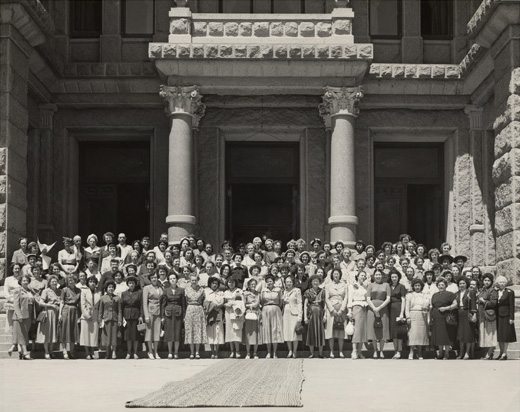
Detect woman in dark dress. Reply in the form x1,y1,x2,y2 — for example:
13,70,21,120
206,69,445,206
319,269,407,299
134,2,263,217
303,275,325,358
477,273,498,359
367,269,391,359
495,275,517,360
161,273,185,359
455,277,477,359
431,277,457,359
59,274,81,359
389,270,407,359
121,276,143,359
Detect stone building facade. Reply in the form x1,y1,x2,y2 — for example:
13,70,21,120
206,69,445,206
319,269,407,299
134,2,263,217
0,0,519,283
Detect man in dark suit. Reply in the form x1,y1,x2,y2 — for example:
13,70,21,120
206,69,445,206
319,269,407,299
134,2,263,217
98,259,120,294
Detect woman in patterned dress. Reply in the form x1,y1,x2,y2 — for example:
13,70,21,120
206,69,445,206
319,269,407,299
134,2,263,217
243,278,261,359
366,269,391,358
324,269,348,358
184,273,207,359
405,278,430,359
347,271,369,359
304,275,325,358
36,275,62,359
224,277,245,358
430,277,457,359
5,263,22,356
143,271,164,359
80,276,101,359
205,276,225,359
59,274,81,359
476,273,497,359
261,274,284,358
161,273,185,359
282,275,302,358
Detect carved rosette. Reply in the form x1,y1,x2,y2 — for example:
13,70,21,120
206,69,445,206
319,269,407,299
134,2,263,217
159,85,206,128
318,86,363,128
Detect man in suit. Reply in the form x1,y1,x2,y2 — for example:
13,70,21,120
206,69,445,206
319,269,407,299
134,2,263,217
98,259,120,294
100,232,116,260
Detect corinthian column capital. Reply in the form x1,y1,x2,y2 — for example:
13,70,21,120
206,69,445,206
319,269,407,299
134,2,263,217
318,86,363,129
159,85,206,128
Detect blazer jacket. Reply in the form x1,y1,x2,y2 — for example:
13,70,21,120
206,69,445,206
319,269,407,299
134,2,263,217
80,289,101,321
98,294,122,324
497,288,515,320
455,289,477,313
12,288,35,321
121,290,143,320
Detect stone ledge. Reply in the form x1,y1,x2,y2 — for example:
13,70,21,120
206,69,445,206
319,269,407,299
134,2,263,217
467,0,500,36
62,62,157,77
368,63,461,80
459,43,487,76
149,42,373,60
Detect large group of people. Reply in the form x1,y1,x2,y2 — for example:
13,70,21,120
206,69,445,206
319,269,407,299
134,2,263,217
4,232,517,360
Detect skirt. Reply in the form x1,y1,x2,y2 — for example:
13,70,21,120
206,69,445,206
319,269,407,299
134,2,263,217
351,306,367,344
80,318,99,347
457,309,477,343
101,321,119,347
163,309,182,342
124,319,139,341
367,300,390,341
184,305,207,344
497,316,517,343
60,305,79,345
207,320,225,345
408,311,429,346
262,305,284,344
431,309,452,346
36,307,59,344
478,318,497,348
389,302,403,340
283,307,302,342
145,315,161,341
305,305,325,347
324,304,345,340
12,318,31,345
6,309,14,334
225,307,244,343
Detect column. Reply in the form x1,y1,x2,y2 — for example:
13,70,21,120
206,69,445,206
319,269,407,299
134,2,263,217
319,86,363,247
159,85,206,242
464,105,485,265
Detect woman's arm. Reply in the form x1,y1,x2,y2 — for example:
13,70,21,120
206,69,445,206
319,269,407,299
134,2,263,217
296,289,303,322
324,286,334,313
366,284,378,312
142,287,150,322
340,285,349,313
80,291,90,319
399,295,406,319
509,290,515,323
97,297,104,325
118,297,123,325
303,297,308,323
13,289,23,319
377,284,392,310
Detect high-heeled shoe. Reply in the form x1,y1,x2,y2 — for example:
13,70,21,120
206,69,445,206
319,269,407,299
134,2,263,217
44,354,51,360
499,354,508,361
23,354,33,360
19,353,23,360
7,346,14,357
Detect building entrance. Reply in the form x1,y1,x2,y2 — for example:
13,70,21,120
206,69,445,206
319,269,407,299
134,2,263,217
78,141,150,241
374,143,444,250
226,142,299,247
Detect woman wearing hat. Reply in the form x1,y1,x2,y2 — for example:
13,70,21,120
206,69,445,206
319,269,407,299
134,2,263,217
430,277,457,359
143,271,164,359
205,276,225,359
243,278,261,359
84,234,101,267
98,280,122,359
405,278,430,360
495,275,517,360
224,277,245,358
58,237,79,276
347,271,369,359
366,269,391,359
324,268,348,358
121,275,143,359
80,276,101,359
59,274,81,359
304,275,325,358
422,270,438,300
261,274,284,358
161,273,185,359
283,275,303,358
476,273,497,359
35,275,62,359
184,273,207,359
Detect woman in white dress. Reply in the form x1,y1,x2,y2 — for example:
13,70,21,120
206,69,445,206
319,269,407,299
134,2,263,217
205,276,225,359
223,277,244,358
282,275,302,358
324,268,348,358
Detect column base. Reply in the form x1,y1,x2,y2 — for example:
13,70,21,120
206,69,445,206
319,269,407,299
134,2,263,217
166,215,196,242
328,215,358,247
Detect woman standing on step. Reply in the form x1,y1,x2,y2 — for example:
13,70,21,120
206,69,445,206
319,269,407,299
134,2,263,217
35,275,62,359
324,269,348,359
389,270,407,359
495,275,517,360
261,274,284,358
224,277,245,358
59,274,81,359
304,275,325,358
12,274,35,360
80,276,101,359
184,273,207,359
347,271,369,359
282,275,302,359
143,271,164,359
476,273,497,359
121,275,143,359
161,273,185,359
98,280,122,359
5,263,22,357
405,278,430,360
243,277,261,359
430,277,457,360
455,277,477,359
366,270,391,359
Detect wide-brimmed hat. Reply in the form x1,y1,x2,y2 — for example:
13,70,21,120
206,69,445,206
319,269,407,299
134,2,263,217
454,255,468,263
310,238,322,247
439,254,454,264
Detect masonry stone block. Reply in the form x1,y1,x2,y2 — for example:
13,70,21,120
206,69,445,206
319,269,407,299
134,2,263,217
445,66,461,78
225,22,239,37
0,149,5,175
0,175,5,203
495,203,520,236
239,22,252,36
163,44,176,57
405,66,417,78
496,258,520,285
205,45,218,58
0,204,4,232
170,18,190,35
494,94,520,133
432,65,445,78
495,179,513,210
333,19,351,35
193,22,207,36
271,22,283,36
149,44,162,58
253,22,269,37
316,22,331,37
494,121,520,158
247,45,261,58
260,45,273,58
0,231,5,258
234,45,246,58
317,46,328,58
496,231,520,262
274,45,287,58
492,152,512,184
192,45,204,58
417,66,432,78
302,46,314,58
289,46,301,58
330,45,341,58
219,45,233,58
358,45,372,59
208,22,224,36
285,22,298,37
344,45,356,58
393,65,405,77
299,22,315,37
178,45,190,57
510,67,520,94
380,65,392,77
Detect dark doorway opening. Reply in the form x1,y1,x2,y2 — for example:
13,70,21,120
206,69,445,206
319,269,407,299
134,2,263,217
226,142,299,248
79,141,150,242
374,143,444,250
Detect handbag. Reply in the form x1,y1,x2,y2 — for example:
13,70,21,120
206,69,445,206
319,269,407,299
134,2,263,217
468,312,477,323
36,311,47,323
373,317,383,328
345,321,355,336
445,311,457,325
245,311,258,321
137,320,146,334
294,321,303,335
484,309,496,322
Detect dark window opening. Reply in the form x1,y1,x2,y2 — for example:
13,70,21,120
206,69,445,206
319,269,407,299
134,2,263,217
122,0,155,36
219,0,253,13
421,0,453,39
370,0,402,38
272,0,305,13
70,0,102,38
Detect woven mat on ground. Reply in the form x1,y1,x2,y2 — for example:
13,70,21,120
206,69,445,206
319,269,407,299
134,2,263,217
126,359,304,408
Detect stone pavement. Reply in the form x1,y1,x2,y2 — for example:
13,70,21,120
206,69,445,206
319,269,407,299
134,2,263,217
0,358,518,412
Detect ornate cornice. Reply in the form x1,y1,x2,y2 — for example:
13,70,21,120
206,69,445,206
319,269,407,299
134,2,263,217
369,64,461,79
319,86,363,128
159,85,206,128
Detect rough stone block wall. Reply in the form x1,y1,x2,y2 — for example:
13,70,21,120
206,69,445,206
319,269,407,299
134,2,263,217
493,67,520,284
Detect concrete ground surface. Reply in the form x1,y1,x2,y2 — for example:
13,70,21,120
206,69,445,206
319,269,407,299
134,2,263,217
0,358,519,412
